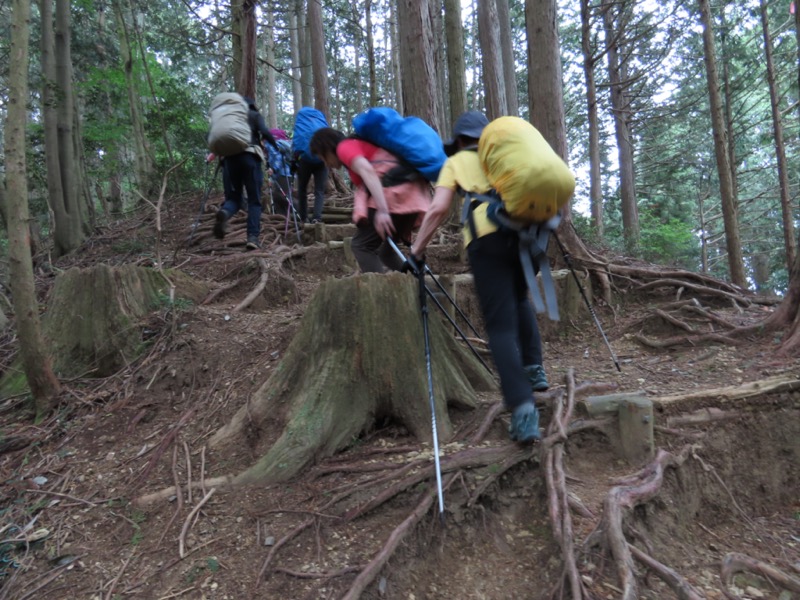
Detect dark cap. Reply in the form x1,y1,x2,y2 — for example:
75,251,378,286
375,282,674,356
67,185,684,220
444,110,489,156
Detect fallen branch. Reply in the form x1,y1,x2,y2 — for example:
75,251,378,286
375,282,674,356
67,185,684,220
178,488,216,558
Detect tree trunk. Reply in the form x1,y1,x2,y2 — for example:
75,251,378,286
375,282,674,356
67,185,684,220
478,0,507,120
40,0,88,257
6,0,62,416
524,0,568,160
238,0,257,99
444,0,467,126
230,0,243,91
760,0,796,271
131,8,174,165
602,1,639,255
796,0,800,125
697,0,747,288
308,0,329,117
390,0,403,113
298,0,313,107
365,0,378,106
265,7,277,128
497,0,518,115
209,274,495,485
351,1,364,115
289,9,302,113
430,0,448,133
581,0,603,238
114,0,156,203
763,249,800,354
397,0,440,130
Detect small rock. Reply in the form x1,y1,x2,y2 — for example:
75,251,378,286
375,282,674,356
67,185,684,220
745,586,765,598
264,536,275,546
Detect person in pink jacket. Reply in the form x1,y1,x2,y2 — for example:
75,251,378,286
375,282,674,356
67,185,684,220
310,128,431,273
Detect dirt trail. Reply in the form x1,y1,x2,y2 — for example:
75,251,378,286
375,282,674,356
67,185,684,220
0,193,798,600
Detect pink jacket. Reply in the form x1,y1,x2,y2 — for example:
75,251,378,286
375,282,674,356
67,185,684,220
351,147,431,236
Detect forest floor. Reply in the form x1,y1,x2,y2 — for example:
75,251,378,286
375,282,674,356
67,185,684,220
0,189,798,600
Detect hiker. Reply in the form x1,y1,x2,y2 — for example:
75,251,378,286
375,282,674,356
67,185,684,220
266,128,294,216
408,110,549,444
292,107,329,224
211,96,279,250
310,127,431,273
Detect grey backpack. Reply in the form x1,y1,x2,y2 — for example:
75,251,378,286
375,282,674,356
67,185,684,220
208,93,251,156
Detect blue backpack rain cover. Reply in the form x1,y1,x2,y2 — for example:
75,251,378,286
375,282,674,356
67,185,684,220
292,107,328,164
351,107,447,182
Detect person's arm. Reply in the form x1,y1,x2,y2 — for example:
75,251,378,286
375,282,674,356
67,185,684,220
410,186,455,258
349,155,395,239
253,112,279,149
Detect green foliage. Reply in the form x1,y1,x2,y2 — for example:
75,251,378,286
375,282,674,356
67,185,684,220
637,210,699,269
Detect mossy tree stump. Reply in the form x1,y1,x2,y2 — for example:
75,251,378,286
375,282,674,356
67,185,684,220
45,265,205,378
210,272,496,485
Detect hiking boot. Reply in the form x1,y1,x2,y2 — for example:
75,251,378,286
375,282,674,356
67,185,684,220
509,402,541,444
525,364,549,392
213,209,230,239
245,235,261,250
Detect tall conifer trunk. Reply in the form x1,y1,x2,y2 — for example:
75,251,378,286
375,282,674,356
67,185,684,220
7,0,62,417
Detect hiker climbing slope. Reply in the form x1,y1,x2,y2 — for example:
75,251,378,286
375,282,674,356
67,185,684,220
266,128,294,216
310,126,432,273
292,107,329,224
410,110,574,443
208,93,278,250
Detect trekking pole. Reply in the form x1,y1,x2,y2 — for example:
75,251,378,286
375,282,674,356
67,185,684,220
267,177,276,215
188,158,221,247
387,239,494,376
384,238,445,520
553,232,622,372
283,180,302,243
423,265,482,340
416,257,446,522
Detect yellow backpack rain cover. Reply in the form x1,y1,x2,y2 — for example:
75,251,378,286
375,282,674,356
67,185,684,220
478,116,575,224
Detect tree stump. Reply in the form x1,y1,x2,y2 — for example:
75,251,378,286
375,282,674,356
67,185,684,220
210,272,496,485
42,264,206,377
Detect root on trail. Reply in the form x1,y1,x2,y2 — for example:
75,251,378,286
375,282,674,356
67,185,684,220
583,445,694,600
720,552,800,599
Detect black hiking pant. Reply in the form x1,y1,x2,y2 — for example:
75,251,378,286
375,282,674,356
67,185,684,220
468,229,544,412
296,158,328,222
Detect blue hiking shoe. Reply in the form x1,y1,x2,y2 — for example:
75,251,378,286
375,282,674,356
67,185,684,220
525,364,549,392
509,402,541,444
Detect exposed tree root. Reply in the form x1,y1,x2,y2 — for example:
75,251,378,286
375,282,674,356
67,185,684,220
633,332,743,348
720,552,800,599
584,445,694,600
340,474,458,600
130,364,794,599
628,543,705,600
542,369,593,599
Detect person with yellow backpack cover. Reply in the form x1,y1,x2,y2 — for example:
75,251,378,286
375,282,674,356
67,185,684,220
408,110,574,443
